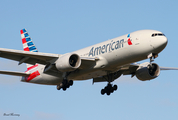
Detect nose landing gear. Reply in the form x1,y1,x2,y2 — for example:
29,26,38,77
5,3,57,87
148,53,158,64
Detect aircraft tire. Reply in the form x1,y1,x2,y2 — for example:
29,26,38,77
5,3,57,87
57,85,61,90
66,84,70,88
69,80,73,86
63,87,67,91
113,85,118,91
101,89,105,95
106,91,111,96
110,88,114,93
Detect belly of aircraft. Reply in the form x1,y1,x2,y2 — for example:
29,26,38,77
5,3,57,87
68,69,108,80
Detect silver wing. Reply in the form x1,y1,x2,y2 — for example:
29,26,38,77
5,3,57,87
93,62,178,83
0,48,97,76
0,48,60,65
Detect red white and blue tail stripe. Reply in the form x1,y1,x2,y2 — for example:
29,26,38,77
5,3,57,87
20,29,38,52
20,29,40,82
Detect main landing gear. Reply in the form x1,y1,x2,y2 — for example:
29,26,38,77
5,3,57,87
99,72,121,96
57,79,73,91
101,83,118,95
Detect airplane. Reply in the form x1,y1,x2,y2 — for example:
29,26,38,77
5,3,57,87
0,29,177,95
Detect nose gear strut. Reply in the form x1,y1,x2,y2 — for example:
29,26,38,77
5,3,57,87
148,53,158,66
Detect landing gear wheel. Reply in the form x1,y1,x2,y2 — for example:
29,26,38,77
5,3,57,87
69,80,73,86
57,83,63,90
63,87,67,91
66,84,70,88
101,89,105,95
106,91,111,96
57,85,61,90
113,85,118,91
110,88,114,93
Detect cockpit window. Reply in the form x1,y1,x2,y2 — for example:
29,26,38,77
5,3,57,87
152,33,165,37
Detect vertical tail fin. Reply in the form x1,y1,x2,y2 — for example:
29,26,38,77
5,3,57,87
20,29,38,52
20,29,38,69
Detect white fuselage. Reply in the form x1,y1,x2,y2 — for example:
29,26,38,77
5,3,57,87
22,30,168,85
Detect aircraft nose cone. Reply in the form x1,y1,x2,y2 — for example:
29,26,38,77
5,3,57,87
152,36,168,53
161,36,168,48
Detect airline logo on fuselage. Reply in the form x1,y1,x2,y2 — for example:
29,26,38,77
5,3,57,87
89,39,124,57
127,34,132,45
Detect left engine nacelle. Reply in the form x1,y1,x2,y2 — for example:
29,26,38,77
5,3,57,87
55,53,81,72
136,62,160,81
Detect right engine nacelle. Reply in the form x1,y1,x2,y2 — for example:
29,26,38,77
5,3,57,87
55,53,81,72
136,62,160,81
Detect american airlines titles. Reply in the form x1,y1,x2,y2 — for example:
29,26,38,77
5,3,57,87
89,39,124,57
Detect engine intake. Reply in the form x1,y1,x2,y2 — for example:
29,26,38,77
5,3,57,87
55,53,81,72
136,62,160,81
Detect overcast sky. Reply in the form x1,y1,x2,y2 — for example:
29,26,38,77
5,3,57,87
0,0,178,120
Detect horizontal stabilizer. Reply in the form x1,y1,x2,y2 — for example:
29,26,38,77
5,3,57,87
0,70,30,77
